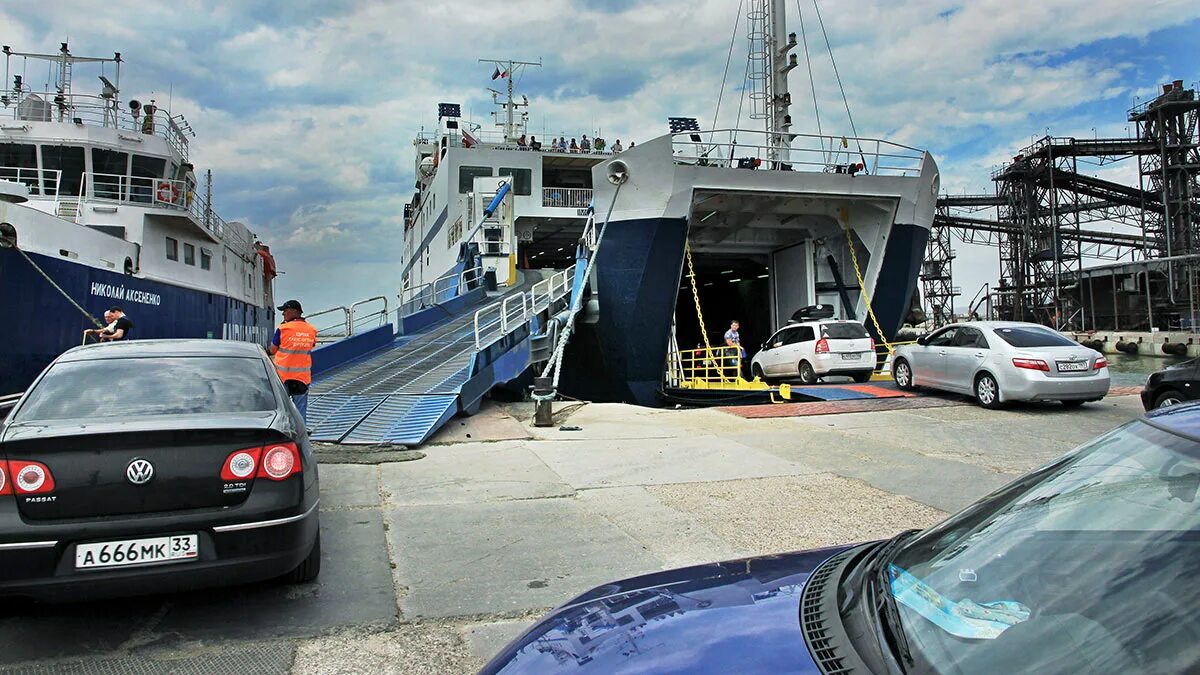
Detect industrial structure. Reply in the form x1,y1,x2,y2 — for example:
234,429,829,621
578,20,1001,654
925,79,1200,332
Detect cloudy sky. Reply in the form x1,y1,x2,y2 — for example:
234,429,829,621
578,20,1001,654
4,1,1198,313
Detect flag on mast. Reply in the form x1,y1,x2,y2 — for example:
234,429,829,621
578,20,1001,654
491,67,501,80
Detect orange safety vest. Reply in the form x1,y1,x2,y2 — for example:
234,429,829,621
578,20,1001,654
273,319,318,385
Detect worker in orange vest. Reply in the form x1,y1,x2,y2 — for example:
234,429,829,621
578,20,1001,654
269,300,318,419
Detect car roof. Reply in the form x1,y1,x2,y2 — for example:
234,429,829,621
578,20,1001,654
942,321,1055,331
1143,401,1200,442
57,339,268,363
781,319,862,328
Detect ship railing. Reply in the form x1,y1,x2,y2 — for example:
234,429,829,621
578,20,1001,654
669,128,927,177
530,265,576,313
474,267,575,350
7,92,190,161
309,305,352,341
0,166,61,198
84,171,191,210
349,296,389,334
398,265,483,317
73,171,255,259
542,187,593,209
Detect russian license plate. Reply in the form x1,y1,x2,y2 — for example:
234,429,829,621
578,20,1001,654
1057,361,1089,372
841,353,861,360
75,535,198,570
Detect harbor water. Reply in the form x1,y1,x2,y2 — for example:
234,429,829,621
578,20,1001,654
1105,352,1190,387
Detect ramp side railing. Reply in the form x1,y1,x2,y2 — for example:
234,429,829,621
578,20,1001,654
474,266,575,350
399,265,483,317
349,296,389,334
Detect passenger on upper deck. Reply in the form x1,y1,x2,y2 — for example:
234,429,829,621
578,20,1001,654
612,139,623,152
570,138,579,153
517,134,527,149
558,138,568,152
530,136,542,151
580,135,591,153
594,137,606,153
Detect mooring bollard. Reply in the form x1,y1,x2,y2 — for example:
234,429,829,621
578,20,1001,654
533,376,554,427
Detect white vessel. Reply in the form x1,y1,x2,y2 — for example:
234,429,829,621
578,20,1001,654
0,44,276,394
399,1,939,406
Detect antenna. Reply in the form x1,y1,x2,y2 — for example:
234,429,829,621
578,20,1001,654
477,57,541,142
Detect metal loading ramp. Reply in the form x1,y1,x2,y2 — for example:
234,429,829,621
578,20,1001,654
306,268,575,446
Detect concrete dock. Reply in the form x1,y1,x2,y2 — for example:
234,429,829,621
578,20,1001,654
0,392,1147,674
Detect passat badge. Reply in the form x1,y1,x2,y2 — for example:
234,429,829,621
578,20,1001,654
126,458,155,485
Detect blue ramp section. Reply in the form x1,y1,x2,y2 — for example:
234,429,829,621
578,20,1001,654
307,271,565,447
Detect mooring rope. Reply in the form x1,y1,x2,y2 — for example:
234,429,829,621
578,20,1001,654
1,227,105,329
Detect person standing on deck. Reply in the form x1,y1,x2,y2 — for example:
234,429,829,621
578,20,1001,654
270,300,318,420
724,319,746,378
97,307,133,342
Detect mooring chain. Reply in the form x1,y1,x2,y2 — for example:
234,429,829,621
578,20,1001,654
843,225,894,353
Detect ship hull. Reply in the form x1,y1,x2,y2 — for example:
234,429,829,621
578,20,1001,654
559,216,689,407
0,248,273,395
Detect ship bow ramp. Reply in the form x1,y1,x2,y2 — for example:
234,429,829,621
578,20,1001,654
565,133,937,406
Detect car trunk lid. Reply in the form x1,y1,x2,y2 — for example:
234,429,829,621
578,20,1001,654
1019,347,1101,378
1,412,280,520
820,322,873,358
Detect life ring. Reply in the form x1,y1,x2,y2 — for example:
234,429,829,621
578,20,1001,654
156,182,179,203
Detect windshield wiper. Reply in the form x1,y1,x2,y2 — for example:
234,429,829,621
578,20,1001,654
868,530,919,673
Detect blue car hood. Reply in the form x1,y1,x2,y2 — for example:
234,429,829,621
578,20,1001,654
481,545,854,674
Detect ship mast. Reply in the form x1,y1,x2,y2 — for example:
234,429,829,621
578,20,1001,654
746,0,798,162
478,57,541,143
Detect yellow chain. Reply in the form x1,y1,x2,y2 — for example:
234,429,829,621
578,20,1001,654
843,225,895,354
685,241,713,352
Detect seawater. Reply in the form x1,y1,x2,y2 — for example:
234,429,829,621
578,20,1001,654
1105,352,1190,387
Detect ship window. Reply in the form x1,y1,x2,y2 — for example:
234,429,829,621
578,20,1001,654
39,145,85,196
166,236,179,261
459,166,492,193
200,249,212,270
0,143,39,195
91,149,129,200
498,168,532,195
184,243,196,266
131,155,167,204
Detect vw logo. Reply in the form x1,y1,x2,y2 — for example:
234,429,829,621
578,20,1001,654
126,459,155,485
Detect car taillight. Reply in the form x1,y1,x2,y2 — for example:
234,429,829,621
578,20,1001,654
1094,357,1107,370
9,460,55,494
868,336,875,352
1012,358,1050,372
0,462,10,496
259,443,301,481
815,338,829,354
221,447,263,481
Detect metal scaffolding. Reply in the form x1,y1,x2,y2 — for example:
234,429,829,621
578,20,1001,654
926,79,1199,331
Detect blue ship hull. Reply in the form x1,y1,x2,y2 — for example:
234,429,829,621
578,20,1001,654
558,218,928,407
0,247,274,395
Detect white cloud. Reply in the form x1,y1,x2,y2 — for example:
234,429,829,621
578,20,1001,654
4,0,1197,311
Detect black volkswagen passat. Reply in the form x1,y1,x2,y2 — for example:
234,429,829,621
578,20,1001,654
0,340,320,600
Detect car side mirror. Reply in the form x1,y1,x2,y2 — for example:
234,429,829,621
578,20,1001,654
761,342,768,352
916,334,929,346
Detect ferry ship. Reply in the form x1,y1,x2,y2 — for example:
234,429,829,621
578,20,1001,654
401,1,938,406
0,44,275,395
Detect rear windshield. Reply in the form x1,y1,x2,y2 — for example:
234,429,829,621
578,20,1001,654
14,357,277,421
992,326,1078,348
821,322,870,339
